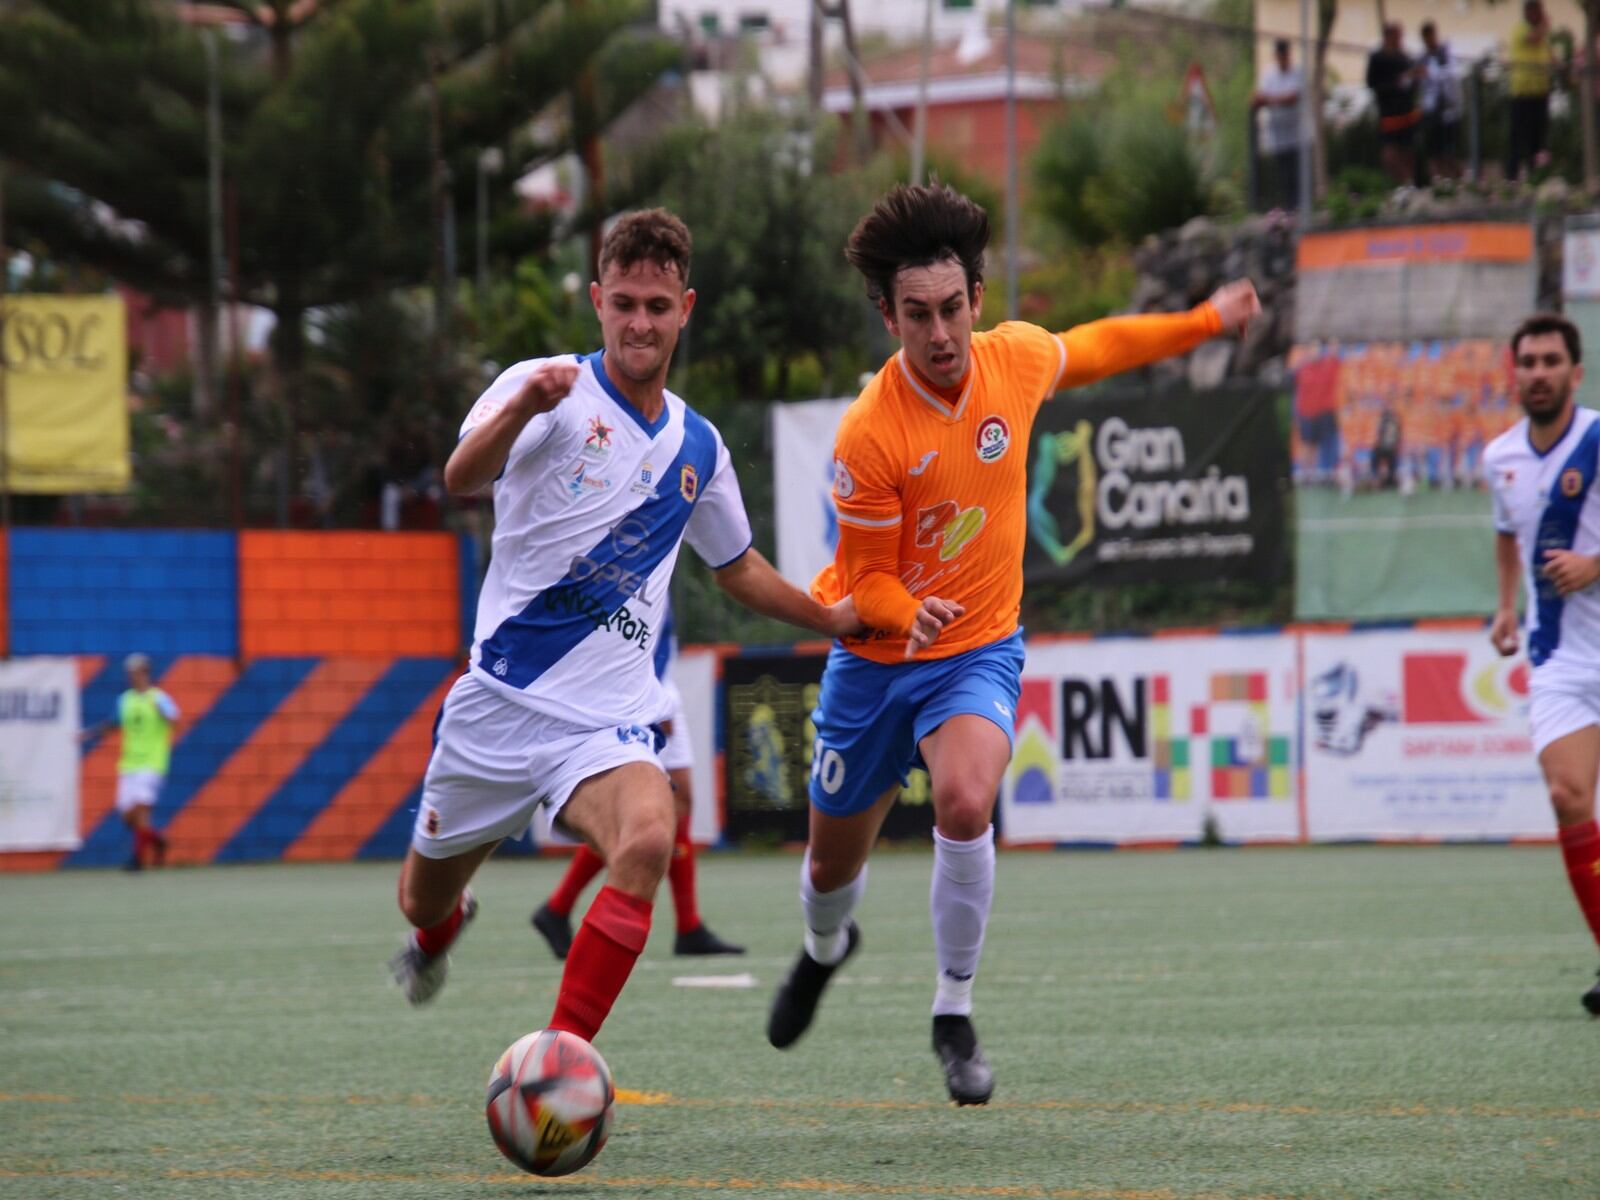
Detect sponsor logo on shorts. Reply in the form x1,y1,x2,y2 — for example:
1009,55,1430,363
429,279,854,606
976,415,1010,463
424,805,441,837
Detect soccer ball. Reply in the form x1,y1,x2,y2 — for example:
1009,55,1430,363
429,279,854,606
485,1029,615,1176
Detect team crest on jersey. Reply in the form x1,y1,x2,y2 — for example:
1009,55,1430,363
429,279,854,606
976,415,1010,463
680,463,699,502
583,416,614,460
834,457,856,500
1562,467,1585,497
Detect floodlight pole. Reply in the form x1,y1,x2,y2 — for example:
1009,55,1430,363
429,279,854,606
911,0,934,185
1005,0,1019,320
206,29,226,417
1297,0,1313,220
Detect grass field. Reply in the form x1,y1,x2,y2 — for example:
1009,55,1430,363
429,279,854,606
3,847,1597,1200
1295,487,1495,621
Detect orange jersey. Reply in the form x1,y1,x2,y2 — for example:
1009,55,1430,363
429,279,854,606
812,307,1222,663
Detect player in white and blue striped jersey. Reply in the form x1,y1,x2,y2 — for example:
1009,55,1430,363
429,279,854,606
388,211,861,1038
1486,312,1600,1015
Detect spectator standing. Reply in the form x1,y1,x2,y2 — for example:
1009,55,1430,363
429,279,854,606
1254,38,1305,209
1507,0,1554,181
1420,21,1464,180
1368,23,1422,186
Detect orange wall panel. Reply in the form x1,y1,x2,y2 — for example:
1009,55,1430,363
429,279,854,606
239,531,462,658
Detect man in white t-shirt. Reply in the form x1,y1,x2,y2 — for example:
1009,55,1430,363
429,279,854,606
1253,39,1304,210
1485,313,1600,1015
388,210,860,1051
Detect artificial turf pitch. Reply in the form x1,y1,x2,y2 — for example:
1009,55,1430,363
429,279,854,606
2,847,1596,1199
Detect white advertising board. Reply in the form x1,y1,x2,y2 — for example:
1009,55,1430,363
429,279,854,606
1002,634,1301,845
677,648,721,844
771,397,852,589
0,657,81,851
1302,629,1550,840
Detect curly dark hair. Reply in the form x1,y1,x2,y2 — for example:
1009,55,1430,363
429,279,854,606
844,183,989,308
599,208,692,284
1512,312,1582,364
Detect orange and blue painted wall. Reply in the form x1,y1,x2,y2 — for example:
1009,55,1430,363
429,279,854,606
0,529,478,869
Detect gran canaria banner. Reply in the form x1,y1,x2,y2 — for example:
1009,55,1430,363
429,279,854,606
1023,383,1287,587
3,294,130,493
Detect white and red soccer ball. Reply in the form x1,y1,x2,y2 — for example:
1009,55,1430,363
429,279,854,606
485,1029,615,1176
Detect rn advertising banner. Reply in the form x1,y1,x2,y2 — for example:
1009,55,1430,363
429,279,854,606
3,295,130,493
1002,635,1301,845
771,397,851,589
1302,629,1550,840
1023,384,1287,587
721,650,934,842
0,658,81,851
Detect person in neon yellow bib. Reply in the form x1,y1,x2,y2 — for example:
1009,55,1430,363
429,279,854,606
84,653,179,871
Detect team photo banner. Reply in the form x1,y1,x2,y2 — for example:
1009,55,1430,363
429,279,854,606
1001,634,1301,845
1302,628,1549,840
1023,383,1288,588
0,657,80,851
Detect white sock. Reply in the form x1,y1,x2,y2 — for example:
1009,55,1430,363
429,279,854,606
800,850,866,966
929,826,995,1017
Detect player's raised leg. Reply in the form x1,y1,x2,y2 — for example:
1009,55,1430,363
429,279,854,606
919,714,1010,1106
666,765,745,955
531,844,604,960
1536,724,1600,1013
544,761,677,1040
767,787,892,1048
392,840,492,1004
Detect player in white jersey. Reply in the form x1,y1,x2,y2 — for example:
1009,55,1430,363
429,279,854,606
389,212,860,1051
531,603,746,958
1485,313,1600,1014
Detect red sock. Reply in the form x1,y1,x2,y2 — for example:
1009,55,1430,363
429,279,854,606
1559,820,1600,950
413,893,469,956
668,812,701,935
547,845,606,917
133,827,156,864
548,885,652,1041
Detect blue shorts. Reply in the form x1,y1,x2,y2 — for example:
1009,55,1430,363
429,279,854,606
807,631,1025,817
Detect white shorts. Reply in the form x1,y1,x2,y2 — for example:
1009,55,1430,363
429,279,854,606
116,771,164,813
660,680,693,773
1530,664,1600,756
411,673,668,860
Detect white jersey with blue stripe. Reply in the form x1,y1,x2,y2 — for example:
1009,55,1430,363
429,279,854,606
462,351,752,727
1486,406,1600,673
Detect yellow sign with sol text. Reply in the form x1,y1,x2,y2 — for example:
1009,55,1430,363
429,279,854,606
3,295,129,493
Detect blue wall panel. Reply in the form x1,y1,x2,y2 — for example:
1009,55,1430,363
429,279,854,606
9,530,237,656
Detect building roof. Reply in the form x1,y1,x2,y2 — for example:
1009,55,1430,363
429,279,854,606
821,32,1109,113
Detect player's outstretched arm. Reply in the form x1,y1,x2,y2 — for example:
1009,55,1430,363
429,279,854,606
444,361,579,495
1057,279,1260,390
1490,531,1522,656
713,548,865,639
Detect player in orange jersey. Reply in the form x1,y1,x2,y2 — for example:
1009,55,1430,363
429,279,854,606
764,183,1259,1104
